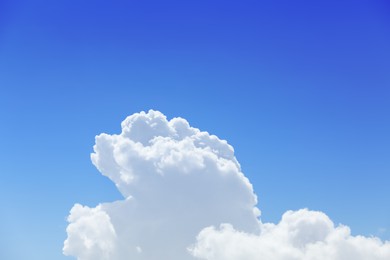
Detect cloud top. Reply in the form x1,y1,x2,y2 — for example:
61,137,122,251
64,110,390,260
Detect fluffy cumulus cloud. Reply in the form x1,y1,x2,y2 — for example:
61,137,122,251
190,209,390,260
64,110,390,260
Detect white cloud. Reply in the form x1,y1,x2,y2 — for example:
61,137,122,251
63,204,117,260
190,209,390,260
64,110,259,260
64,110,390,260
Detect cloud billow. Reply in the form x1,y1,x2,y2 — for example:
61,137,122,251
64,110,390,260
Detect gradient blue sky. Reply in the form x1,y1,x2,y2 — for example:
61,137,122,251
1,0,390,259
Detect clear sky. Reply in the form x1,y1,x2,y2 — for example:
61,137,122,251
1,0,389,259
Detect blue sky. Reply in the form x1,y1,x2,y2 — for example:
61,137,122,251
1,0,390,259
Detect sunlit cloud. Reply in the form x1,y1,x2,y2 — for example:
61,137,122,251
64,110,390,260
